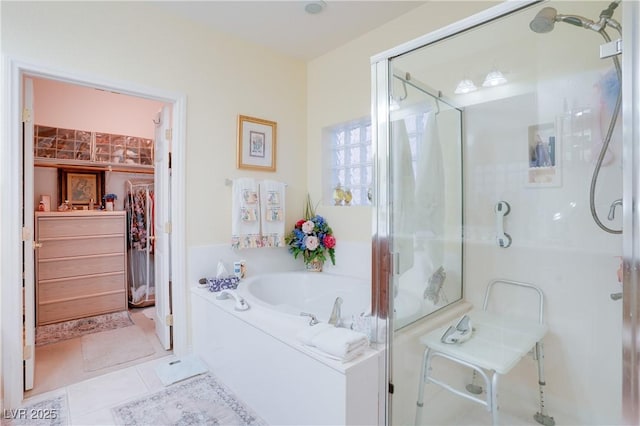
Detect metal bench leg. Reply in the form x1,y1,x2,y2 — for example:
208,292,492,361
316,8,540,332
533,341,555,426
415,347,432,426
490,372,500,426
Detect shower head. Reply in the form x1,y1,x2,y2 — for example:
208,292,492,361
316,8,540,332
530,7,598,33
530,3,622,34
529,7,557,33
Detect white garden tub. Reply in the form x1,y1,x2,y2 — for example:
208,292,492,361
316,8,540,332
190,271,382,425
241,271,371,323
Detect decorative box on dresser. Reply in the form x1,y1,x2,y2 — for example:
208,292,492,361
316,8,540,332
35,211,127,325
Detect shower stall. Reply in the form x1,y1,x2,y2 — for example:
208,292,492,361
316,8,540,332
371,1,639,425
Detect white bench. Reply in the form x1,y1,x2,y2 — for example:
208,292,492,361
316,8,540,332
415,279,555,426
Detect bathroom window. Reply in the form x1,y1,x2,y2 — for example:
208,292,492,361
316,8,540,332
324,117,373,206
323,110,430,206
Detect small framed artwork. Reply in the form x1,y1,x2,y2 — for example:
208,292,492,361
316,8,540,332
237,115,277,172
59,169,105,206
526,122,561,187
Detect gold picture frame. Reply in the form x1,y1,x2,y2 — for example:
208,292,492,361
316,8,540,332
237,115,277,172
59,169,104,206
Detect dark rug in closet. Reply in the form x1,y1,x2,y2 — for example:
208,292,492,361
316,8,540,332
35,311,133,346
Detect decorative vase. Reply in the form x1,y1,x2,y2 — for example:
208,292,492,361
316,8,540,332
306,259,324,272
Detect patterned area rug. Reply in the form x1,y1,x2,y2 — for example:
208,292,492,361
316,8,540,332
35,311,133,346
111,373,266,426
1,395,68,426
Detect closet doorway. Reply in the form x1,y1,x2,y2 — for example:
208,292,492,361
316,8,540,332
24,76,173,397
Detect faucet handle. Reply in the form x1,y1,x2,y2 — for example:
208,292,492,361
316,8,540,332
300,312,319,326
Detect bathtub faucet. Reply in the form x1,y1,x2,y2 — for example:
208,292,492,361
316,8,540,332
328,297,343,327
216,290,249,311
300,312,319,326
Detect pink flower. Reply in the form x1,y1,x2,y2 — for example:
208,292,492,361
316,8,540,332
305,235,319,251
323,234,336,249
302,220,315,234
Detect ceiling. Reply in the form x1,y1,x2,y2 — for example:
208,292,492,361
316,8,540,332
154,1,428,60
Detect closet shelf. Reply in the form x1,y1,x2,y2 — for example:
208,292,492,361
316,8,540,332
35,159,154,174
34,124,154,171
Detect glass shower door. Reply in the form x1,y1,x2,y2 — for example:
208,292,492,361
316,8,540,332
387,73,464,333
372,0,635,424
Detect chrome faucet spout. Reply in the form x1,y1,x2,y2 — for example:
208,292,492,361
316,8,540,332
608,198,622,220
328,297,343,327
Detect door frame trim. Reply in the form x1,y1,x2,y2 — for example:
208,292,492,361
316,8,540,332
0,55,188,409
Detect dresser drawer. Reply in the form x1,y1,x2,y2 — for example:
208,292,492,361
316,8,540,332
38,272,125,304
38,292,126,325
37,215,124,238
37,235,125,259
35,212,128,324
38,253,124,281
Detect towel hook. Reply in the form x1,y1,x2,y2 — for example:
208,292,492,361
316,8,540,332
392,72,410,102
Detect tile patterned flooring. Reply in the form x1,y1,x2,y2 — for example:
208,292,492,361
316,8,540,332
26,308,169,397
19,354,182,425
16,308,175,425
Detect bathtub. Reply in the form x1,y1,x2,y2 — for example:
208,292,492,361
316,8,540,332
241,271,372,323
190,271,383,426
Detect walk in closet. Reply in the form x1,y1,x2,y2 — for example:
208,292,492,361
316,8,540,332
24,75,170,396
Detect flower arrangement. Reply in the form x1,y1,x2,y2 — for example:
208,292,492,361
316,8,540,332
285,195,336,269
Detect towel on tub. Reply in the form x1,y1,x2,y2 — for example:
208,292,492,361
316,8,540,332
296,323,369,362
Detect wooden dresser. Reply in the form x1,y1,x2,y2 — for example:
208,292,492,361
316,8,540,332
35,211,127,325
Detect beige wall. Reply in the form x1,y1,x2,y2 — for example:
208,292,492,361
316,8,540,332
2,1,307,246
33,78,164,139
306,1,499,242
2,0,499,247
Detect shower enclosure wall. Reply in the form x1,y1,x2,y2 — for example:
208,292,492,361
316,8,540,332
372,1,639,425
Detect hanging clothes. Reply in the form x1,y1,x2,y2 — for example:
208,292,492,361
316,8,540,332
125,179,155,307
127,186,154,252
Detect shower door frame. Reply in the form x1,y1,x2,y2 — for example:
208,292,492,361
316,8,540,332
621,1,640,423
370,1,640,424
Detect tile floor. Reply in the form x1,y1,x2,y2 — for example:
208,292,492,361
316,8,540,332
19,354,182,425
26,308,171,397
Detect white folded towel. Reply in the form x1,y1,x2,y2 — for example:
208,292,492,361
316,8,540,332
296,323,369,362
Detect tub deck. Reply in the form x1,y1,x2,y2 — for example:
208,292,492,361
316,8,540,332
190,285,382,425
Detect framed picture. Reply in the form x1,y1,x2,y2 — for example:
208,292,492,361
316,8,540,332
526,122,561,187
59,169,104,206
237,115,277,172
